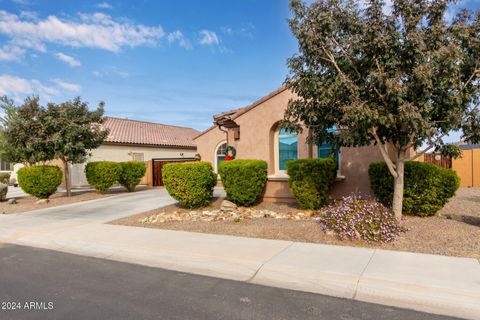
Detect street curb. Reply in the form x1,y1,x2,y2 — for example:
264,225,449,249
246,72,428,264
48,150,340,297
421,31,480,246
0,216,478,320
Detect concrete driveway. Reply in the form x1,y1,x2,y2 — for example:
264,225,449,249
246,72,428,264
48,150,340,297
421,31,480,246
0,188,173,227
0,187,225,232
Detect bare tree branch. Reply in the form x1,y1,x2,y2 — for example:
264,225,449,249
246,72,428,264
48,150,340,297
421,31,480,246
370,127,398,178
409,132,447,161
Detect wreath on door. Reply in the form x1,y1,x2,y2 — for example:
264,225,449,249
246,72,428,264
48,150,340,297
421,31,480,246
225,146,236,160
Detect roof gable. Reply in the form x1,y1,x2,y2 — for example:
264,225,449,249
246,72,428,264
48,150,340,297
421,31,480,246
194,86,288,140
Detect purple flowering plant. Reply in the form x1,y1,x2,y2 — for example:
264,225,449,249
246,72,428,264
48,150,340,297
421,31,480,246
317,194,404,243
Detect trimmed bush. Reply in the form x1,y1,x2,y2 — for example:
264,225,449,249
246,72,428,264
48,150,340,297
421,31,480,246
17,165,62,199
319,194,403,243
369,161,460,216
118,161,147,192
85,161,120,194
0,183,7,201
286,158,336,209
162,161,217,208
0,172,10,184
218,160,268,206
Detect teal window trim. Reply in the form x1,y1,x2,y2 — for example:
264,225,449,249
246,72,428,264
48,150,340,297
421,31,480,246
278,129,298,171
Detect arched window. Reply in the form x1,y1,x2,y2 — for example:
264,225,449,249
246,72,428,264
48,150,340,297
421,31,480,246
215,141,227,173
278,129,298,171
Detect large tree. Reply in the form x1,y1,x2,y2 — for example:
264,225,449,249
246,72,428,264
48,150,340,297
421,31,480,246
283,0,480,219
1,96,109,197
0,96,53,164
45,98,109,196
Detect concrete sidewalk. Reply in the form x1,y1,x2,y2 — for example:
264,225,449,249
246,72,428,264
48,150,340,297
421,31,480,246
0,188,478,320
0,222,478,320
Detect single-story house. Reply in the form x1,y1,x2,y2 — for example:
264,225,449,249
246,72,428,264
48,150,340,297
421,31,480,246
66,117,200,187
194,86,391,202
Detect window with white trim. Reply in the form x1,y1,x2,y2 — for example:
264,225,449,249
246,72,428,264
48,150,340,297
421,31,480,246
215,141,227,173
0,160,12,171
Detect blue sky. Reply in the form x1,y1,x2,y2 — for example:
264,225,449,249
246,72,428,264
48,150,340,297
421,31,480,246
0,0,296,131
0,0,478,139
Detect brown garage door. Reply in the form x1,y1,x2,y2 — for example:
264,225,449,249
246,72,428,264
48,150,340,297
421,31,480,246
152,158,195,186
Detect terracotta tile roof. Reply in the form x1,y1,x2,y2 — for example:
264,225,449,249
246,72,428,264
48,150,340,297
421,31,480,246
103,117,199,149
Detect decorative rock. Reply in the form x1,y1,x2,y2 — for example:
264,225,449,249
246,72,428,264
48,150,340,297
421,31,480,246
220,200,237,212
7,198,17,205
139,204,313,225
35,199,49,204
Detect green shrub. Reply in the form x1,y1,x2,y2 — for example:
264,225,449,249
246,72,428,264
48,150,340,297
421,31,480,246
162,161,217,208
0,183,7,201
286,158,336,209
17,165,62,199
218,160,267,206
368,161,460,216
85,161,120,194
0,172,10,184
118,161,147,192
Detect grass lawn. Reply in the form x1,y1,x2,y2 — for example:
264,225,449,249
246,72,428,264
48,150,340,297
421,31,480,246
1,185,152,215
111,188,480,259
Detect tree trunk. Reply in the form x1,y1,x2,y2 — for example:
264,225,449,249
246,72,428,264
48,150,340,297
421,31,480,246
392,149,406,221
63,159,71,197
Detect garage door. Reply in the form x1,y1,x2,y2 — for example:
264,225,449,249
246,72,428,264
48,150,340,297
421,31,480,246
152,158,195,186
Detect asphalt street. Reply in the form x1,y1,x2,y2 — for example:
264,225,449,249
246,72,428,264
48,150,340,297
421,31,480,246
0,243,462,320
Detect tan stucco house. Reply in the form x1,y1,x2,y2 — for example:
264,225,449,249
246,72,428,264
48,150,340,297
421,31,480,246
67,117,199,187
194,87,387,202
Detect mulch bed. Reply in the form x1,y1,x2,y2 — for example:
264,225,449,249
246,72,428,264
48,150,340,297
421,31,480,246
111,188,480,259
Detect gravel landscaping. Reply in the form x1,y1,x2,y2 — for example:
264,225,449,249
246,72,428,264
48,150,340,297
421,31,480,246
111,188,480,259
0,185,152,215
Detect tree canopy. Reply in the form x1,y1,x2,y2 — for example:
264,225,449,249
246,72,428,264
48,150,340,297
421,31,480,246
0,96,109,196
284,0,479,218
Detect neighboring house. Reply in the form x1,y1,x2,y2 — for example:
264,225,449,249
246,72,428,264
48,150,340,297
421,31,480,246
194,87,390,202
66,117,199,187
424,142,480,187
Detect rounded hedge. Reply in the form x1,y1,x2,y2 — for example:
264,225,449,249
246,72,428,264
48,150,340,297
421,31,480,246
286,158,337,209
0,172,10,185
218,159,268,206
17,165,62,199
162,161,217,209
118,161,147,192
368,161,460,216
85,161,120,194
